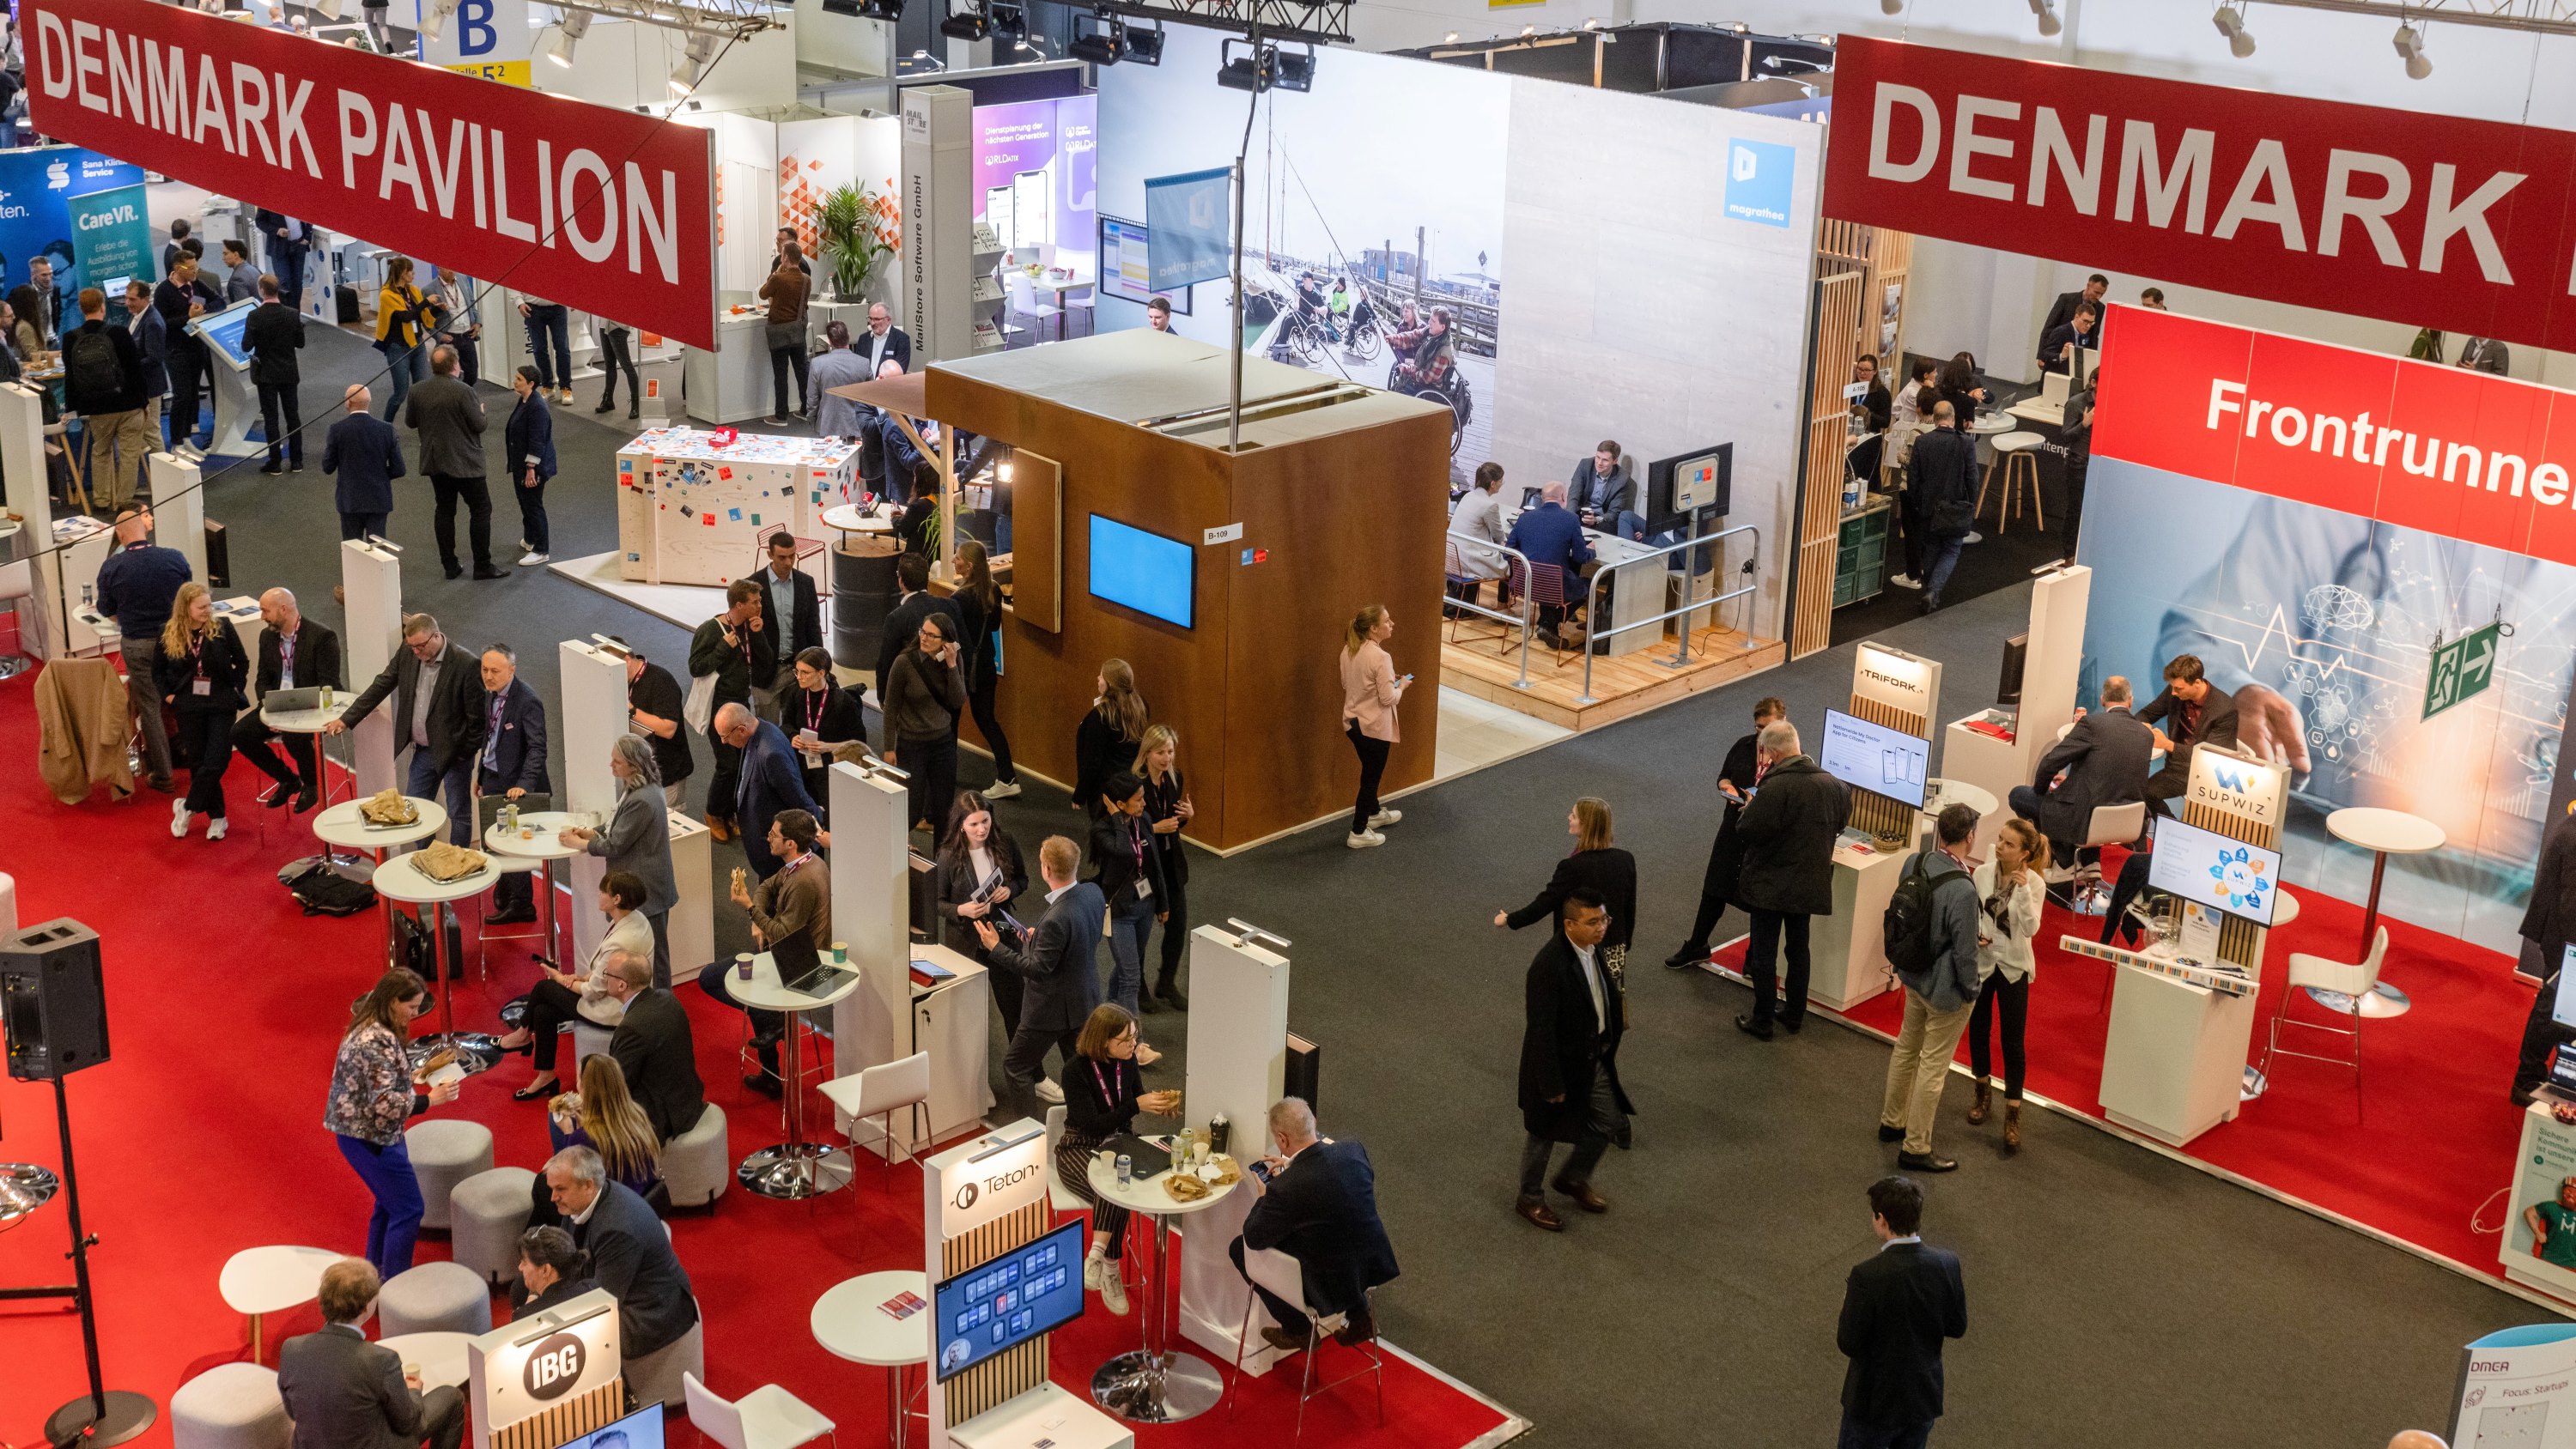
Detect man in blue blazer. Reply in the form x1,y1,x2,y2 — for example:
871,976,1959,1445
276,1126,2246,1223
120,280,169,421
322,384,404,542
714,701,818,879
1233,1097,1400,1351
978,835,1104,1120
1504,479,1595,643
477,643,551,924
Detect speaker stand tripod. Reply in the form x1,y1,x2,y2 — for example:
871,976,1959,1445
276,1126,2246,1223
0,1075,155,1447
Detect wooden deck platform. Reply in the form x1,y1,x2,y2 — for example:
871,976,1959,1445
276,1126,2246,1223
1438,617,1786,733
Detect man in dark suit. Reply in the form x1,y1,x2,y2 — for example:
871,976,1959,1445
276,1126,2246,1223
1504,479,1595,644
542,1146,699,1360
244,273,306,473
123,280,169,434
600,951,708,1140
2135,653,2239,806
1230,1097,1400,1350
2459,336,2511,375
275,1258,467,1449
323,384,404,541
1669,696,1785,967
1836,1175,1967,1448
255,207,309,306
979,836,1105,1119
2036,300,2098,376
713,702,819,878
234,587,342,813
477,644,551,923
754,530,823,706
153,253,211,447
1515,888,1630,1232
1908,402,1982,613
327,613,486,843
874,551,958,712
690,580,775,842
2011,676,2154,858
1733,719,1852,1040
1565,440,1632,532
405,344,502,580
2040,272,2107,344
859,302,911,376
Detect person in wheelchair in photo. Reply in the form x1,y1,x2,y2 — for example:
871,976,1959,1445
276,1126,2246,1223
1388,306,1457,397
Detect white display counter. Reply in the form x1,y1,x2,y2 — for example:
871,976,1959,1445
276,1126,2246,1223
667,809,714,985
1808,837,1905,1011
2096,925,2261,1146
616,427,863,588
683,306,778,426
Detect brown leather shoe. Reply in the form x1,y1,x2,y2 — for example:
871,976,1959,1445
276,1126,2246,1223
1332,1307,1377,1347
1550,1175,1607,1213
1967,1082,1992,1125
708,817,734,842
1259,1323,1311,1354
1516,1198,1564,1232
2004,1100,2023,1155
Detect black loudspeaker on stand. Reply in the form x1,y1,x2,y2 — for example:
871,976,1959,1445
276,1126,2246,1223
1,919,157,1448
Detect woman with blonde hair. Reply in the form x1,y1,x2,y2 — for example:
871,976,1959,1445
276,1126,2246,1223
1339,603,1408,848
1133,724,1192,1010
155,579,248,840
374,256,429,420
1965,815,2048,1154
1073,658,1148,815
546,1053,664,1200
1497,797,1638,967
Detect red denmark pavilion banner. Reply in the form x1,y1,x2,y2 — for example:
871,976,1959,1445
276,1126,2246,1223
2095,303,2576,570
1824,35,2576,358
22,0,716,349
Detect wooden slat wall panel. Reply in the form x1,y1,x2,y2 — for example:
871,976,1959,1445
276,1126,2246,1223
1791,270,1865,658
1008,451,1062,634
495,1382,622,1449
2183,779,2279,971
1846,697,1929,842
939,1198,1054,1422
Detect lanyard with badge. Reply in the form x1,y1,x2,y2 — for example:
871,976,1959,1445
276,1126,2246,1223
188,634,210,695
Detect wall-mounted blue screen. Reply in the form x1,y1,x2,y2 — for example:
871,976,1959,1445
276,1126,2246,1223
934,1218,1085,1381
1089,514,1193,627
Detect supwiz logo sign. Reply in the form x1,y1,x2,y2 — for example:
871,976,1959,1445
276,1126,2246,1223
1725,139,1795,228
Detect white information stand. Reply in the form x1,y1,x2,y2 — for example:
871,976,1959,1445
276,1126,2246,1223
1811,840,1907,1011
3,382,64,660
556,639,627,961
143,452,209,586
901,943,995,1154
465,1286,624,1449
1176,923,1293,1378
828,759,913,1120
340,538,404,796
667,811,714,984
1941,563,2089,857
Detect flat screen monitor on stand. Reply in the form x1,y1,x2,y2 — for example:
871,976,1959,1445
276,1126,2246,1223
1819,706,1929,811
1998,633,2028,709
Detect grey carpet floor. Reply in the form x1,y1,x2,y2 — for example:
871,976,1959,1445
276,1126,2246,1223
186,326,2536,1448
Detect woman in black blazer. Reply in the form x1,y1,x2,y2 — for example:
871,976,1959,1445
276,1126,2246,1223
935,791,1029,1033
1936,354,1989,427
1497,796,1638,959
785,647,865,815
951,541,1021,797
1072,658,1147,816
1089,773,1167,1059
1669,697,1784,967
156,580,251,840
1134,724,1192,1012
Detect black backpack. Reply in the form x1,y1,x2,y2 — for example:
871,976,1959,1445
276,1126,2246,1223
65,326,120,407
1883,852,1967,979
285,860,377,917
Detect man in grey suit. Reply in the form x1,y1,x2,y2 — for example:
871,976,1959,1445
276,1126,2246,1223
1565,440,1633,532
404,344,502,580
276,1258,466,1449
326,612,487,843
2009,676,2154,859
543,1147,700,1361
978,834,1105,1119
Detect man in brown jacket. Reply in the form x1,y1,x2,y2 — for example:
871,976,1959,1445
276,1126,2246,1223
714,806,829,1094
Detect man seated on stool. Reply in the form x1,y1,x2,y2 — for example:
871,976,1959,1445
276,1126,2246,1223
2009,676,2153,869
602,950,708,1141
1504,480,1593,647
276,1258,466,1449
234,587,341,814
1231,1097,1400,1353
541,1146,699,1367
477,643,550,925
1566,440,1633,534
2134,653,2238,809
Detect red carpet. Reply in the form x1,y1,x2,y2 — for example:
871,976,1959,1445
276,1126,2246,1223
0,669,1510,1449
1715,846,2534,1285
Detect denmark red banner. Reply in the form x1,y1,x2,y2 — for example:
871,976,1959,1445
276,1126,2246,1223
1823,35,2576,356
23,0,716,349
2094,305,2576,569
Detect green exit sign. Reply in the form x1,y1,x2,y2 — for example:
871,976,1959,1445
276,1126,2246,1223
2423,621,2501,722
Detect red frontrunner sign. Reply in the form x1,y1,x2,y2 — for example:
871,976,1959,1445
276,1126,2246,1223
1824,35,2576,358
2096,305,2576,569
23,0,715,349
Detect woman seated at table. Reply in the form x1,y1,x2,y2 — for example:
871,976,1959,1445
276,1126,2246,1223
507,1225,597,1318
1058,1003,1180,1319
786,646,865,812
532,1054,664,1223
494,870,652,1100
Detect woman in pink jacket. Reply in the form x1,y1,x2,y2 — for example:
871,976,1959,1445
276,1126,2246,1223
1340,603,1410,849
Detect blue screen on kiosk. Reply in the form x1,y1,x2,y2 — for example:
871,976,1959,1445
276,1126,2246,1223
191,300,256,371
1817,707,1929,809
1089,514,1194,627
2145,816,2282,927
935,1219,1085,1381
556,1406,664,1449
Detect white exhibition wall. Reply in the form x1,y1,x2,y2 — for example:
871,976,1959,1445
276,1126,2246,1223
1097,36,1819,640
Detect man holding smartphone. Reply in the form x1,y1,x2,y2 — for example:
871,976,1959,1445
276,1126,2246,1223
1230,1098,1399,1351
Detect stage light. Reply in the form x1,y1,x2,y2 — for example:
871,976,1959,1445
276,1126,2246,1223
939,0,987,40
1068,9,1122,64
1123,21,1163,64
1880,0,1902,14
670,31,716,93
2394,21,2433,78
2028,0,2060,38
1216,35,1271,91
1273,44,1315,91
547,9,591,68
2212,3,2253,58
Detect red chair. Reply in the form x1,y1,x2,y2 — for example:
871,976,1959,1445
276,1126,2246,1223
1516,557,1575,667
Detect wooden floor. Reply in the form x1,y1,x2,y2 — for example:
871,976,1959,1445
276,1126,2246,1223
1438,615,1787,732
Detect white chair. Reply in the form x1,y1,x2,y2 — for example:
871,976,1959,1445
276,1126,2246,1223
684,1370,836,1449
1042,1104,1087,1218
819,1052,930,1188
2049,801,2148,917
0,558,38,680
1224,1246,1382,1440
2265,926,2389,1119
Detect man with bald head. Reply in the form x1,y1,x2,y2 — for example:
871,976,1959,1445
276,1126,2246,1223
321,382,404,543
1504,477,1594,646
2387,1434,2448,1449
234,586,343,812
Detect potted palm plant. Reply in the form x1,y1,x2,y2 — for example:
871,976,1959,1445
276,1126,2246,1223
817,183,895,304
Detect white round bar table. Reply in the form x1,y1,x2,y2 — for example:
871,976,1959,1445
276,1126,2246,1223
812,1270,932,1449
1084,1152,1239,1423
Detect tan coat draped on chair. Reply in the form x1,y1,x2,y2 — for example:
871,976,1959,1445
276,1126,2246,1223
36,657,137,803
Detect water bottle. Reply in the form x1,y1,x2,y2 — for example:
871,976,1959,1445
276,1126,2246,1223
1114,1154,1132,1189
1170,1129,1192,1175
79,583,94,609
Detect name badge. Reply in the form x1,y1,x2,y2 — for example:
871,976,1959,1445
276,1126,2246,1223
191,679,212,695
1133,877,1151,901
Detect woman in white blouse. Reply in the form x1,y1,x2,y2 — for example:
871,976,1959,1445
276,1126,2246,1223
494,870,654,1101
1965,816,2048,1154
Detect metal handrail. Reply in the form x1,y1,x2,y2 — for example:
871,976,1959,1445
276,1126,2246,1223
1574,523,1762,706
1443,528,1539,689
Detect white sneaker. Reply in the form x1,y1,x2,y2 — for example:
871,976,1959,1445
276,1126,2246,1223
1083,1247,1108,1293
1346,829,1386,849
1887,573,1923,591
1099,1272,1130,1316
206,817,228,841
1367,808,1403,829
1965,530,1984,544
983,779,1023,799
171,798,191,838
518,551,550,567
1036,1078,1065,1105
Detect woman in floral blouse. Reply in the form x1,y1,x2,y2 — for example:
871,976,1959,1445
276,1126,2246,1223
326,968,459,1275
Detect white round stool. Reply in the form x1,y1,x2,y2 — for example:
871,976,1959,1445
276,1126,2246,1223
449,1166,538,1287
171,1362,290,1449
404,1119,494,1231
377,1259,494,1337
1981,430,2048,535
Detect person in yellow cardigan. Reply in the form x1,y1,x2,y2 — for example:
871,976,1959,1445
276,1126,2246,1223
374,257,433,421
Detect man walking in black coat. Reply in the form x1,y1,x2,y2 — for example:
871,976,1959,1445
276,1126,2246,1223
980,836,1106,1119
1516,888,1630,1232
1733,719,1852,1040
1908,401,1982,613
1669,695,1784,967
244,274,306,473
323,384,404,542
1231,1097,1399,1349
1837,1175,1967,1448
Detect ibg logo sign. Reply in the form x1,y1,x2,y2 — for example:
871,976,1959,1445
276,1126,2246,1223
520,1331,587,1401
1724,139,1795,228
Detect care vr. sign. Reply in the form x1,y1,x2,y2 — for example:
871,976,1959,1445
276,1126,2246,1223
1822,35,2576,357
23,0,715,349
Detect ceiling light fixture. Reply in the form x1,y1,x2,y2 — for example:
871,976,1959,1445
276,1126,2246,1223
2028,0,2061,38
2394,20,2433,77
1068,8,1123,64
548,9,591,67
2213,3,2255,56
669,30,716,94
938,0,987,40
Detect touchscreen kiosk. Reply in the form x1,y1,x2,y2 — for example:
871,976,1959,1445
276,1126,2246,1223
934,1219,1084,1381
1819,706,1929,809
2145,816,2281,927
